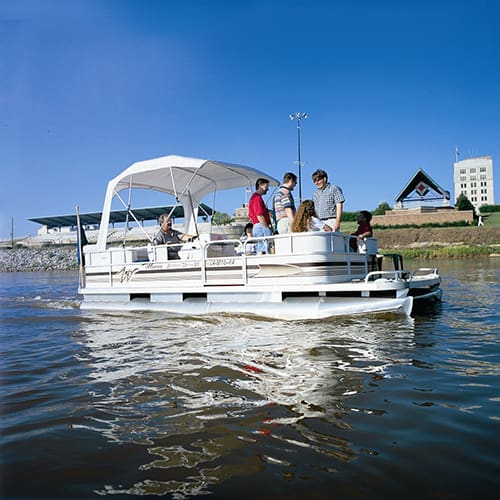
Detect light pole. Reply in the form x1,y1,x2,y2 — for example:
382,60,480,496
289,112,307,203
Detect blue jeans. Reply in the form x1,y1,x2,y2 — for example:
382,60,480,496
252,223,272,254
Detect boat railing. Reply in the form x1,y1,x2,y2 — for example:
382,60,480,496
84,231,378,268
147,232,359,262
273,231,346,254
238,232,378,256
411,267,440,278
364,270,410,283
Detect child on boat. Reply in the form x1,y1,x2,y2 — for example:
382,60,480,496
349,210,373,251
238,222,256,255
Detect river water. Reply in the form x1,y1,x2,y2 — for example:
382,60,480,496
1,259,499,499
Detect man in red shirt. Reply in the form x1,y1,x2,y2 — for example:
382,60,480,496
248,178,272,254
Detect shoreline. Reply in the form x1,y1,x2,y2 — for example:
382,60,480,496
0,246,79,272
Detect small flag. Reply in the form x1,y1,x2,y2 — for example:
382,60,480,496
77,224,88,266
76,207,88,267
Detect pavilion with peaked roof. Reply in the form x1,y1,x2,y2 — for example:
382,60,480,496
372,168,474,226
394,169,450,209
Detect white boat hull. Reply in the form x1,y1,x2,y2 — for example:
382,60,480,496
79,243,415,320
78,154,440,321
80,290,413,320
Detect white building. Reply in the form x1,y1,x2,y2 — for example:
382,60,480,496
453,156,495,211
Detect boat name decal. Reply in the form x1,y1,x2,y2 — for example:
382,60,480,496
117,266,140,283
207,258,236,267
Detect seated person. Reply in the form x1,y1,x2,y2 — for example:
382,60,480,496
152,214,194,259
291,200,332,232
238,222,256,255
349,210,373,251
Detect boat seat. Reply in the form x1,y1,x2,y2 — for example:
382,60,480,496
178,241,203,260
147,244,169,262
198,232,232,242
275,232,346,255
363,237,378,255
131,248,149,262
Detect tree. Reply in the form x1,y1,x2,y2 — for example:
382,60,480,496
211,211,233,226
455,193,476,217
455,193,474,210
372,201,391,215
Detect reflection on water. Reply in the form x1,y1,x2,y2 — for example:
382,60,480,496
1,260,499,499
74,313,417,496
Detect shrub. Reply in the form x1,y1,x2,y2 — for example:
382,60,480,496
373,202,391,215
341,211,358,222
479,204,500,213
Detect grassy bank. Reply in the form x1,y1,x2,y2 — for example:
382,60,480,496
342,211,500,233
343,212,500,258
378,245,499,259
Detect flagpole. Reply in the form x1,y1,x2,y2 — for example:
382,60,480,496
76,206,85,289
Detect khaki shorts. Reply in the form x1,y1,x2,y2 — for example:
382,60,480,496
277,217,292,234
322,218,337,231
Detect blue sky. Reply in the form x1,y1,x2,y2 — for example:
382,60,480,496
1,0,499,239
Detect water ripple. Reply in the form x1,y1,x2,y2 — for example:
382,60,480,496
1,266,499,499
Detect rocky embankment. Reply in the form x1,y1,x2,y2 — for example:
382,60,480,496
0,246,78,272
1,226,498,272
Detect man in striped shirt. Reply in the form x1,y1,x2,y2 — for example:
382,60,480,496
311,169,345,232
273,172,297,234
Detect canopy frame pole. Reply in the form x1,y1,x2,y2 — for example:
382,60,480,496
114,189,154,243
169,167,179,200
122,177,133,247
187,190,199,238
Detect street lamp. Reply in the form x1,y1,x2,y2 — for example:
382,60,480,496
289,112,307,203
